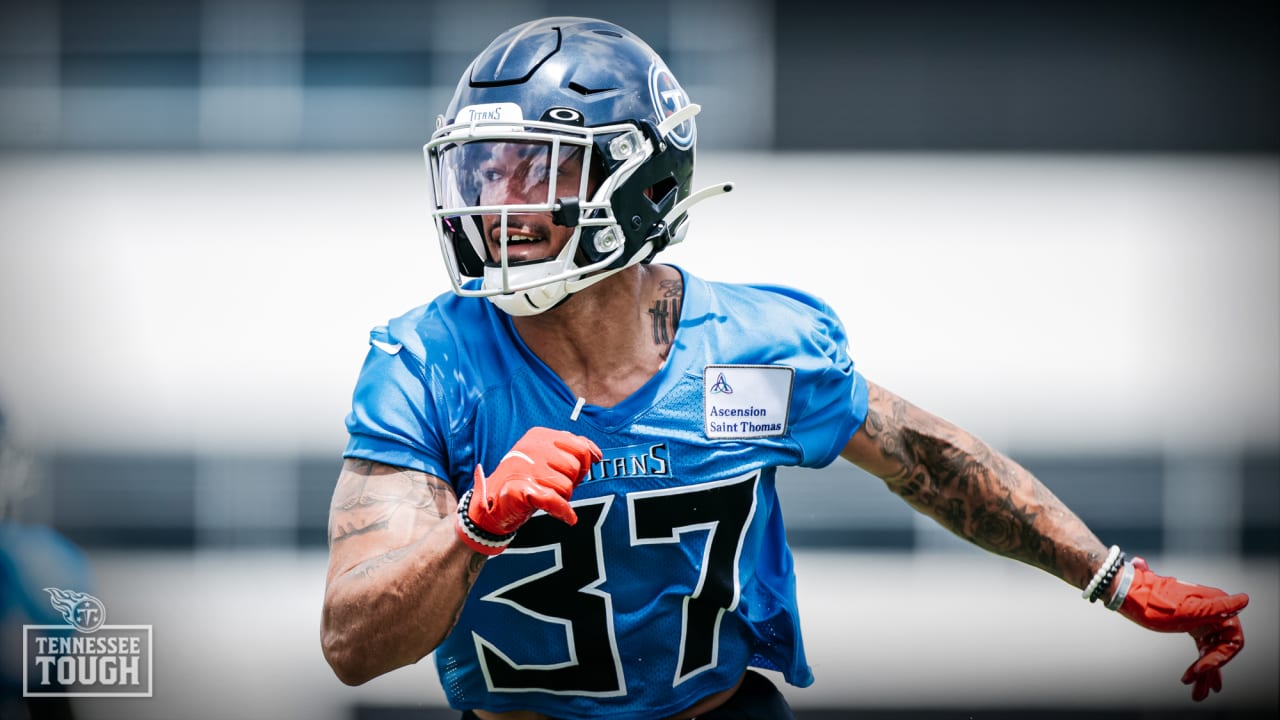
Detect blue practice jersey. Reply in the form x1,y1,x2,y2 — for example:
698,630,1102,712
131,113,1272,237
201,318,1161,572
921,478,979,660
344,266,869,720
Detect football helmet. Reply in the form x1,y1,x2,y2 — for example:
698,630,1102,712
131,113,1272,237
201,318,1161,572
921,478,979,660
424,17,732,315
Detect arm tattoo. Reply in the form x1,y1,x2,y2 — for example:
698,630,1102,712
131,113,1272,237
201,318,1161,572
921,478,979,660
449,554,488,627
328,460,451,546
864,387,1098,584
350,544,415,579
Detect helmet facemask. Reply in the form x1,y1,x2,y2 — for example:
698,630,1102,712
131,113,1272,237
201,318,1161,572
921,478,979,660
425,114,658,316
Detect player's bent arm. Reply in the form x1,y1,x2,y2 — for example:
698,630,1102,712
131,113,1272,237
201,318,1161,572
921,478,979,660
321,458,484,686
840,380,1107,590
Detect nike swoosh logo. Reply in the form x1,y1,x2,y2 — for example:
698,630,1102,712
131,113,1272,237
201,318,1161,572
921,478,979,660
500,450,535,465
371,339,402,355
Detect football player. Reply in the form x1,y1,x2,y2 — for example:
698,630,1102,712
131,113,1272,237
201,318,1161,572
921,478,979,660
321,17,1249,720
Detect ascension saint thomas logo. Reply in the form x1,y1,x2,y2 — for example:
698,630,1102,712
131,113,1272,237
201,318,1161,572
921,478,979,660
709,372,734,394
703,365,794,439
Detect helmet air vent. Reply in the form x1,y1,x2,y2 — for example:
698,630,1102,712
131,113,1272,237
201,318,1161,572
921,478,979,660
567,81,616,96
470,22,562,87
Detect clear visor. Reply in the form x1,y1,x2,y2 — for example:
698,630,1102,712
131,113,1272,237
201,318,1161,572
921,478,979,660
436,139,591,215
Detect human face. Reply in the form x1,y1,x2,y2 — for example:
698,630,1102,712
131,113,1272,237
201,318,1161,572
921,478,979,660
473,141,591,265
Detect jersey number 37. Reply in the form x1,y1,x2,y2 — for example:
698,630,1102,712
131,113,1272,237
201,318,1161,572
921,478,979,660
472,472,760,696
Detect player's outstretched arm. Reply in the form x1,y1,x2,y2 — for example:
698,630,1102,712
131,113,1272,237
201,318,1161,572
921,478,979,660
321,459,481,686
841,380,1249,701
842,381,1106,585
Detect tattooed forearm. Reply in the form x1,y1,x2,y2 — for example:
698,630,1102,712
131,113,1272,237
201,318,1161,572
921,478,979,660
854,384,1103,587
328,461,452,546
321,459,476,681
350,544,415,579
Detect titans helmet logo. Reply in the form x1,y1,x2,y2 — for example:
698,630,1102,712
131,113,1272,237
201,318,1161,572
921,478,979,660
648,61,695,151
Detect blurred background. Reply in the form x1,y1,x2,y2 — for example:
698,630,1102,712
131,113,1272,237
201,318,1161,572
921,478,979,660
0,0,1276,718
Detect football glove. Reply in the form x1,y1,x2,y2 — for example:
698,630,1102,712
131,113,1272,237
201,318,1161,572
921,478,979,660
1115,557,1249,701
456,427,601,556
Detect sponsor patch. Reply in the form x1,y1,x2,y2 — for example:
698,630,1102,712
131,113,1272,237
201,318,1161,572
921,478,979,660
703,365,793,439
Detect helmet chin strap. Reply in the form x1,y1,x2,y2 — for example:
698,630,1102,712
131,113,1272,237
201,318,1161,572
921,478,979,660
487,282,568,317
483,260,573,317
486,243,652,317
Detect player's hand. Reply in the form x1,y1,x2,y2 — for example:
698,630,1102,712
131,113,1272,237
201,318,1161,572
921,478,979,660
456,427,601,555
1116,557,1249,701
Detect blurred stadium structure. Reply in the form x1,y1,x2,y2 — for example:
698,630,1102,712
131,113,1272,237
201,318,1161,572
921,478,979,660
1,0,1277,153
1,1,1276,718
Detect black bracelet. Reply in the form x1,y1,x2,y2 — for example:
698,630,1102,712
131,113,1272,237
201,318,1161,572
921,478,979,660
457,489,517,545
1088,550,1126,604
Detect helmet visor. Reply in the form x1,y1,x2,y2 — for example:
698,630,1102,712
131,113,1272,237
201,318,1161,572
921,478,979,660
436,139,591,216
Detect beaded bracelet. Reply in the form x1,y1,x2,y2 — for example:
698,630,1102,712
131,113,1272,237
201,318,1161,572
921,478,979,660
456,489,517,553
1088,549,1126,603
1082,545,1122,601
1104,559,1136,611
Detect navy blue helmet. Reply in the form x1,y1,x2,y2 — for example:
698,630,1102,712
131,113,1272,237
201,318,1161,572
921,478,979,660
424,17,730,315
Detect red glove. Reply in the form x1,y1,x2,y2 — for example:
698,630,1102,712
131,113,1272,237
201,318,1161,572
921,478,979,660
1116,557,1249,701
455,427,601,556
